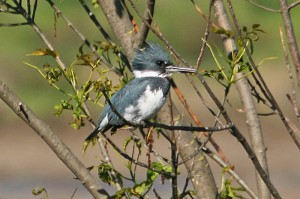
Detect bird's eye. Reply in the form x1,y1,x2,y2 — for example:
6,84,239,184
156,60,165,66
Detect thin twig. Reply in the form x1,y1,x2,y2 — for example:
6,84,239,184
196,56,282,199
77,0,131,71
136,0,155,47
0,80,108,199
247,79,274,110
46,0,122,76
78,0,112,42
102,133,175,178
102,87,233,132
8,1,125,193
177,133,208,166
130,0,231,165
279,24,300,121
97,0,136,60
170,79,230,163
246,0,280,13
190,0,219,30
203,147,258,199
279,0,300,87
127,0,189,66
288,0,300,10
229,0,300,151
195,0,212,69
167,93,179,199
226,0,284,198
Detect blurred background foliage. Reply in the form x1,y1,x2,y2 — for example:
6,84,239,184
1,0,300,124
1,0,300,198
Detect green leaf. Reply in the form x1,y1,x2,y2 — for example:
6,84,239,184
69,110,85,129
78,80,93,102
91,0,99,8
123,136,142,157
27,48,58,58
133,182,148,195
98,163,114,184
82,137,98,154
147,167,159,182
32,187,48,199
43,64,62,84
212,27,234,38
54,100,73,116
96,40,116,51
98,163,123,186
148,162,173,180
123,136,133,151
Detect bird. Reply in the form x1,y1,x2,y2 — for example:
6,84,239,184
85,42,196,142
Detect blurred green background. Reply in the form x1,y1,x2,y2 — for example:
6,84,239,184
1,0,300,198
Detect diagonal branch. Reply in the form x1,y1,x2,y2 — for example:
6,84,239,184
97,0,136,61
0,80,108,199
288,0,300,10
101,87,232,132
213,1,270,198
278,0,300,87
228,0,300,151
45,0,122,76
78,0,112,43
136,0,155,48
203,147,258,199
5,1,124,192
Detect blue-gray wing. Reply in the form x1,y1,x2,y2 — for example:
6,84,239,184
85,77,169,141
97,77,170,129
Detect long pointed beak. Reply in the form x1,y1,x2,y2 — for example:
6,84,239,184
165,65,197,73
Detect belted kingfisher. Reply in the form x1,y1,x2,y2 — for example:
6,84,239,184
86,42,196,141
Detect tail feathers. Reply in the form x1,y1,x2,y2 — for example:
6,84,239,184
85,126,100,142
83,124,122,153
83,126,105,154
85,124,113,142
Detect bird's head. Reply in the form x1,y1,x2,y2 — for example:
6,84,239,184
132,42,196,78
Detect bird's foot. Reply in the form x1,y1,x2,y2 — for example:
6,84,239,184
139,121,149,128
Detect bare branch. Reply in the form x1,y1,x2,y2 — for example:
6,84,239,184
176,130,218,198
97,0,136,60
78,0,112,43
195,0,212,68
196,57,282,199
146,121,232,132
103,133,175,178
136,0,155,47
0,80,109,199
246,0,280,13
127,0,189,66
170,78,230,164
225,0,292,198
279,0,300,87
45,0,122,76
228,0,300,152
235,73,270,199
279,25,300,121
288,0,300,10
8,1,124,192
213,0,270,197
203,147,259,199
0,22,29,26
102,87,232,132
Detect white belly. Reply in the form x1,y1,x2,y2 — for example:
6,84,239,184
123,85,166,123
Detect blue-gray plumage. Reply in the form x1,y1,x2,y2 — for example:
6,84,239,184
86,42,196,141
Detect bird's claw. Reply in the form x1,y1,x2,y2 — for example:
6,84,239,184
139,121,149,128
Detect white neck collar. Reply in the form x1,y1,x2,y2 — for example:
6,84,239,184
133,70,171,78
